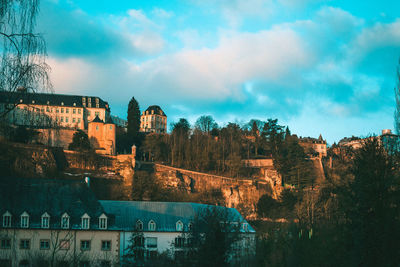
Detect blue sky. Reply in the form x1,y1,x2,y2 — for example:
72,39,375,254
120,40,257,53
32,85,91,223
36,0,400,144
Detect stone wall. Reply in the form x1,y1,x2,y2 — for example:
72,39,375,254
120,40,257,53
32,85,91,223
154,164,272,218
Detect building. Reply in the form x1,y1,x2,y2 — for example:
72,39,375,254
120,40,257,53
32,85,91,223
0,91,111,130
299,134,327,158
100,200,256,265
338,129,400,152
139,105,167,134
0,91,116,155
0,178,119,267
110,115,127,129
88,116,116,155
0,178,255,266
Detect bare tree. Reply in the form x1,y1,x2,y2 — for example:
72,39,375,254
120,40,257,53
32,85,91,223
0,0,52,118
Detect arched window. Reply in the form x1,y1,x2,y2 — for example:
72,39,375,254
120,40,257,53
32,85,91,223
2,211,12,228
81,213,90,229
176,221,183,232
148,220,156,231
41,212,50,229
20,212,29,228
61,213,70,229
99,213,108,230
135,220,143,231
188,222,193,232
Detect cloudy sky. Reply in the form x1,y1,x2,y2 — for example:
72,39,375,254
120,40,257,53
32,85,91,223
37,0,400,144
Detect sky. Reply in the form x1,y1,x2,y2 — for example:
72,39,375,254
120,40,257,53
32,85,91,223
36,0,400,144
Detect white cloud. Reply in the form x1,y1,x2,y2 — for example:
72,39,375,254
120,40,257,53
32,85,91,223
152,8,174,19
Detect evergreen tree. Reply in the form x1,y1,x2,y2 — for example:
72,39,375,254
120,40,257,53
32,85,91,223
127,97,141,143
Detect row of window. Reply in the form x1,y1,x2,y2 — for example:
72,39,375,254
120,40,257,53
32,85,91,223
59,116,81,123
135,220,187,232
0,259,111,267
2,212,107,230
0,238,111,251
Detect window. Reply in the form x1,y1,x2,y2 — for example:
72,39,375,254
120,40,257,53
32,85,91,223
148,220,156,231
73,109,76,114
41,212,50,228
40,239,50,250
46,107,50,112
78,109,81,114
80,240,91,251
146,237,157,248
61,108,64,113
175,237,185,248
60,240,70,250
1,239,11,249
73,118,76,123
20,212,29,228
61,213,69,229
78,118,81,123
56,108,59,113
60,117,64,122
109,125,112,130
99,214,107,229
101,240,111,251
81,213,90,229
176,221,183,232
3,211,12,227
96,126,99,131
95,111,99,117
20,239,30,249
242,223,248,231
66,117,69,123
136,220,143,231
66,108,69,113
148,250,158,259
188,222,193,232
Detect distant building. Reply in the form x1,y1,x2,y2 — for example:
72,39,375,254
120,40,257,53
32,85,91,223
140,105,167,134
0,91,111,130
339,129,400,151
0,91,116,155
299,134,327,158
111,115,127,129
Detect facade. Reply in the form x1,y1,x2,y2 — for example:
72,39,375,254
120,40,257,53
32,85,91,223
0,91,116,155
299,134,327,158
0,179,255,267
100,200,256,265
338,129,400,151
88,116,116,155
0,91,111,130
139,105,167,134
0,179,119,267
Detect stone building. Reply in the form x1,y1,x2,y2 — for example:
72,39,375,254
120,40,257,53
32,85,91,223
299,134,327,158
88,116,116,155
140,105,167,134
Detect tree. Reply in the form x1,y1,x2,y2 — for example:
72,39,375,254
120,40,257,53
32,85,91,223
195,115,217,134
0,0,52,118
68,129,91,151
395,60,400,134
127,97,141,142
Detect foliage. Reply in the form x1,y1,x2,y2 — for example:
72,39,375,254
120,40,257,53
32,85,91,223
68,129,91,151
395,59,400,134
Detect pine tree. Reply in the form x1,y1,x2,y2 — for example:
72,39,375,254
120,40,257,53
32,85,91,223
127,97,141,143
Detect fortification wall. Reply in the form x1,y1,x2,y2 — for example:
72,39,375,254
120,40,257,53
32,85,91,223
154,164,272,218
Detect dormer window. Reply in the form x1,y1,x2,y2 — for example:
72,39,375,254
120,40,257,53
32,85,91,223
61,102,64,106
99,214,107,230
242,223,248,231
176,221,183,232
2,211,12,227
20,212,29,228
73,103,76,106
148,220,156,231
136,220,143,231
32,100,35,104
47,101,50,105
19,99,23,103
81,213,90,229
41,212,50,229
61,213,70,229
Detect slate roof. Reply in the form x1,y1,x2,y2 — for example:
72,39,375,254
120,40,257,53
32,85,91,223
99,200,255,233
144,105,166,117
91,115,104,123
0,178,108,230
0,91,110,110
